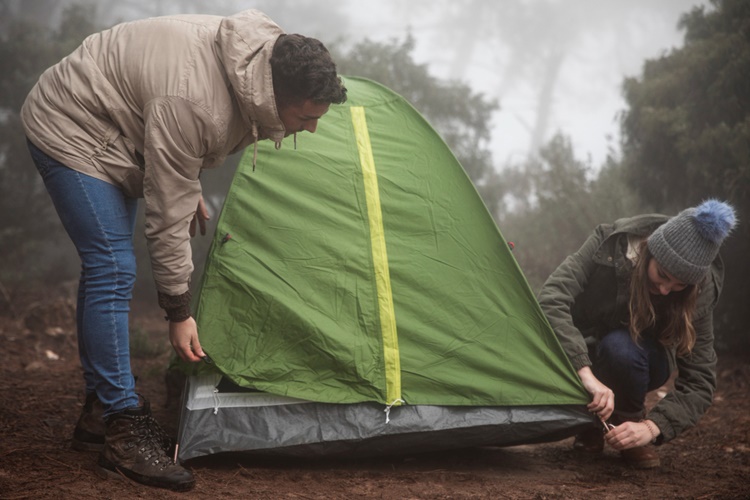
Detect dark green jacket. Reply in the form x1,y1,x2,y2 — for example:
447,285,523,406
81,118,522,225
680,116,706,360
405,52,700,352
538,214,723,442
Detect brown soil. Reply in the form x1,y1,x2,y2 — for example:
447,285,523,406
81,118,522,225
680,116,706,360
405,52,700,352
1,291,748,499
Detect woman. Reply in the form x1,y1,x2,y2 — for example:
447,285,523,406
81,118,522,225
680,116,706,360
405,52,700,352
538,200,736,468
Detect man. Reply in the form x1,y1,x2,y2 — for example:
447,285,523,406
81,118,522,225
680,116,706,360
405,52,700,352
21,9,347,491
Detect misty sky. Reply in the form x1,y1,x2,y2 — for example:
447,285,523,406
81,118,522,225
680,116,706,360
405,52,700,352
331,1,710,168
12,0,711,170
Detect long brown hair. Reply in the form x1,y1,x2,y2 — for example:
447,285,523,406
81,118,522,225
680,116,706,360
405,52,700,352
628,241,698,356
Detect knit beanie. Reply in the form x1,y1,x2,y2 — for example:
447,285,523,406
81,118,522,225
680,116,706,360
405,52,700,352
647,199,737,285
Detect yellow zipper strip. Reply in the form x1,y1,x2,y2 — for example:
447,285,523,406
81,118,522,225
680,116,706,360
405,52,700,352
350,106,402,406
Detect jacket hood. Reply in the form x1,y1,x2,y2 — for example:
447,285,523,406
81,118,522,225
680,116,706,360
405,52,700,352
588,214,669,267
611,213,669,239
216,10,285,143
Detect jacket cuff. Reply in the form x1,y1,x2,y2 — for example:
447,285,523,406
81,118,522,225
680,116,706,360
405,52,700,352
158,290,192,322
570,353,592,372
645,411,673,444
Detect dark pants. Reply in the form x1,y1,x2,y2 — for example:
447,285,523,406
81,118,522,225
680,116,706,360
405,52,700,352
592,329,670,421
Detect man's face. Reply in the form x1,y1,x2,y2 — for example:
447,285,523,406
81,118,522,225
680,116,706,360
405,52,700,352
278,99,331,137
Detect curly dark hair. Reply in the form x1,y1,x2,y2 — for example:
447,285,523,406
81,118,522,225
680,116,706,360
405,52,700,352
270,34,347,107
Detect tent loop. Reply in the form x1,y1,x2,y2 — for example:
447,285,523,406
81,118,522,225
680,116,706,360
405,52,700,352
212,387,220,415
384,399,405,424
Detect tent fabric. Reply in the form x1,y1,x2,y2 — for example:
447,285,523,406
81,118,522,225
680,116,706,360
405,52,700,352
176,374,591,460
188,76,588,410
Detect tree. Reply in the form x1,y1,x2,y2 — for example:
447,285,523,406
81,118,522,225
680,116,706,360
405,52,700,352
0,5,101,287
402,0,691,161
620,0,750,349
498,134,643,291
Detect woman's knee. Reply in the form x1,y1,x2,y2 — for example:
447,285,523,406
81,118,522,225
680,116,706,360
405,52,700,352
596,329,646,370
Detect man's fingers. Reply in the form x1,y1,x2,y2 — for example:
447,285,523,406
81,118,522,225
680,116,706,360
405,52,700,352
180,345,203,363
191,338,205,358
198,199,210,219
192,197,210,237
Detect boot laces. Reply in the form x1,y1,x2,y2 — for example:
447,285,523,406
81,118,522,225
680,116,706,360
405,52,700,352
130,415,174,470
146,414,174,452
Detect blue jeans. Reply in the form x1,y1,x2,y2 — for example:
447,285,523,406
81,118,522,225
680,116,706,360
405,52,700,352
592,329,670,421
28,140,140,417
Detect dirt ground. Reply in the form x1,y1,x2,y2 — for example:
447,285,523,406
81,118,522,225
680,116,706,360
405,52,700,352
1,290,748,499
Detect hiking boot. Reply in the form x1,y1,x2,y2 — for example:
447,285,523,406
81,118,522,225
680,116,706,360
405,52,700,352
72,393,174,454
97,401,195,492
573,425,604,453
72,393,105,452
621,444,660,469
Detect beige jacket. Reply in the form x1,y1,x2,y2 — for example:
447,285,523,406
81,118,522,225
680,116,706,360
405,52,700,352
21,10,286,296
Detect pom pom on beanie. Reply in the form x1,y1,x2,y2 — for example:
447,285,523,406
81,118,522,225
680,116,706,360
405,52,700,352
693,199,736,244
647,199,737,285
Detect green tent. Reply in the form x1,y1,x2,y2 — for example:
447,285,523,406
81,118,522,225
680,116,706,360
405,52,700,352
176,77,591,460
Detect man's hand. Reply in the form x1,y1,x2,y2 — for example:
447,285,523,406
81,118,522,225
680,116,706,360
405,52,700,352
169,316,205,363
578,366,615,421
189,196,210,237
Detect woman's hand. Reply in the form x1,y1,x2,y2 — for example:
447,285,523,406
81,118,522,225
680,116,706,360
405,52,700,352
189,196,210,237
605,420,660,450
577,366,615,421
169,316,205,363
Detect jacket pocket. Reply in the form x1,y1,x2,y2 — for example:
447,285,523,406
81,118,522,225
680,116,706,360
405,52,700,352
90,127,145,198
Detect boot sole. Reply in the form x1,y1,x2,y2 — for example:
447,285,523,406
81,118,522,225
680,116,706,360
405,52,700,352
97,457,195,492
71,439,104,452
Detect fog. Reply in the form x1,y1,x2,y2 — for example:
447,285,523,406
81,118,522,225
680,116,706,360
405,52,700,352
334,0,709,167
6,0,709,169
273,0,710,168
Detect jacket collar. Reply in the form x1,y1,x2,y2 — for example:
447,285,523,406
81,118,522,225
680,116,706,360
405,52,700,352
592,214,670,267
